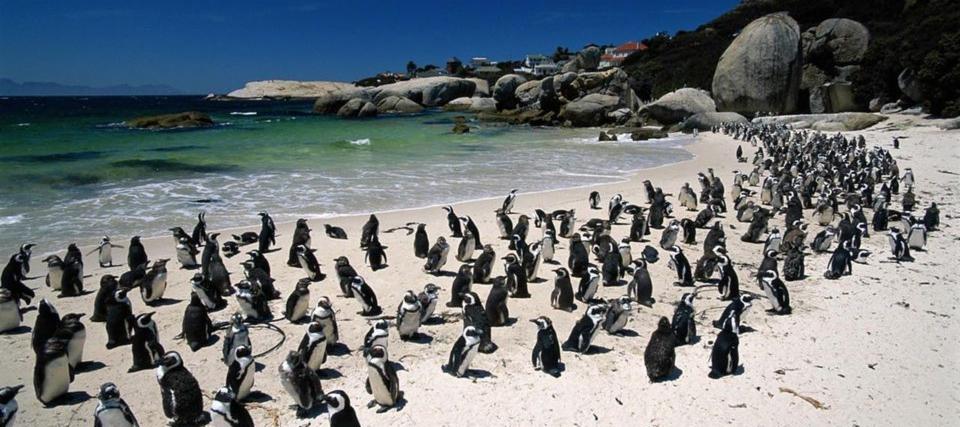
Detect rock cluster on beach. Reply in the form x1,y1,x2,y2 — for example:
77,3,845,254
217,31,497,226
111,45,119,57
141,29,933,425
125,111,215,129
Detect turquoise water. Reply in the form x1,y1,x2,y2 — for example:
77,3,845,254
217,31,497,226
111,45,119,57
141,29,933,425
0,96,693,251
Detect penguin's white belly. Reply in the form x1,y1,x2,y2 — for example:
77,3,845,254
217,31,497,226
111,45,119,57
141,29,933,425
177,249,196,267
280,368,305,407
0,301,20,332
609,314,628,332
583,280,598,300
398,312,420,336
238,368,254,400
47,269,63,290
67,330,85,368
458,348,477,376
368,367,395,405
194,287,216,309
421,300,437,321
237,299,257,318
144,274,167,302
291,298,309,321
40,356,70,403
97,408,134,427
908,229,925,249
542,242,554,261
306,346,326,371
99,249,112,266
319,320,338,345
619,250,632,268
208,409,232,427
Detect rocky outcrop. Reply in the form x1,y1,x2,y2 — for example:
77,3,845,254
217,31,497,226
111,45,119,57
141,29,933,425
562,46,602,73
641,88,717,124
559,94,620,126
372,77,476,107
493,74,526,111
337,98,378,118
940,117,960,130
468,78,490,97
898,69,924,103
712,13,803,115
376,95,424,114
680,112,748,132
444,97,497,113
126,112,215,129
452,116,470,134
801,18,870,113
752,112,886,131
515,80,542,107
228,80,356,99
313,87,371,114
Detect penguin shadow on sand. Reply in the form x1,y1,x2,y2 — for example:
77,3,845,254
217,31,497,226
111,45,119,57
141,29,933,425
45,391,93,407
326,342,352,356
609,327,640,338
1,325,31,335
242,390,273,403
402,332,434,345
654,366,685,382
75,360,107,374
144,297,182,307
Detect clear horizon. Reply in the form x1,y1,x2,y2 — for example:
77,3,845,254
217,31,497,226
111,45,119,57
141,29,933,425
0,0,738,94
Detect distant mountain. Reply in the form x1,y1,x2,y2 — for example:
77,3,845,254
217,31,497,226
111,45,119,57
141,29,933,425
0,78,183,96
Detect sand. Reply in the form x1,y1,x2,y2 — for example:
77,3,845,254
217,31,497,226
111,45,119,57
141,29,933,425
2,114,959,426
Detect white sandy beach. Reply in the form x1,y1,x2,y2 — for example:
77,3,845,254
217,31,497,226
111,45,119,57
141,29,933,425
2,114,959,426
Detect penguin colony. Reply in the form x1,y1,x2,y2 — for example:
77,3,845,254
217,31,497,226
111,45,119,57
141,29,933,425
0,122,943,426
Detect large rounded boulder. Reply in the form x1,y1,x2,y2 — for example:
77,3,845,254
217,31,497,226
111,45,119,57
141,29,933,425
680,112,748,132
559,94,620,126
712,13,803,115
337,98,378,118
493,74,526,111
803,18,870,65
376,95,424,114
641,88,717,124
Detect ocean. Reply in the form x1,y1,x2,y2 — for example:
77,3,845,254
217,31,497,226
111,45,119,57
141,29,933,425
0,96,693,252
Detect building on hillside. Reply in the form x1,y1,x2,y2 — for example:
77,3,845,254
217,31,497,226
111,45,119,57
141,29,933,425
470,57,494,68
599,41,648,68
514,54,559,76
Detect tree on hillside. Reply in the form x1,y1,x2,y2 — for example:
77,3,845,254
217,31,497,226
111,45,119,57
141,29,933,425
406,61,417,76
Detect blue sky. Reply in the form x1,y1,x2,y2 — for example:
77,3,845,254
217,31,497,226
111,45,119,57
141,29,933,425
0,0,739,93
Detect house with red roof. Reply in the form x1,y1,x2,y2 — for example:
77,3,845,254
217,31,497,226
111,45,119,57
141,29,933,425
599,41,648,68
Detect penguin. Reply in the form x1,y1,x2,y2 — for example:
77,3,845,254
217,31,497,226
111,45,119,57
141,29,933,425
825,240,854,279
224,345,255,403
331,256,358,298
600,248,622,287
279,350,324,416
559,210,577,238
288,219,312,267
644,317,677,382
810,227,836,253
759,270,791,315
923,202,940,231
360,214,379,249
588,191,601,209
530,316,562,377
443,206,463,237
561,304,607,353
608,194,624,223
0,385,22,426
285,278,312,323
501,189,519,214
175,237,200,269
205,238,234,297
417,284,441,323
30,298,60,354
127,236,148,271
887,228,913,262
484,277,510,327
365,236,389,271
603,296,632,334
626,259,654,306
423,237,450,274
257,212,276,253
1,251,33,308
222,314,252,367
472,245,495,283
222,241,240,258
90,275,118,323
156,351,206,425
629,211,649,242
763,228,783,254
52,313,84,371
541,230,557,263
413,223,429,258
298,322,328,371
550,268,577,312
0,289,21,334
94,383,139,427
169,227,197,249
246,248,271,277
462,216,483,249
128,312,164,372
209,387,254,427
782,246,805,281
496,209,514,239
58,258,84,298
907,222,927,251
88,236,123,268
456,230,476,262
712,294,753,334
503,254,530,298
575,265,600,302
192,211,207,247
708,326,740,379
461,292,497,354
190,273,224,311
140,259,169,305
235,280,272,322
42,255,64,291
757,249,778,283
568,234,590,277
242,259,279,300
34,337,70,406
363,320,390,357
324,224,348,240
296,244,326,282
181,293,214,352
442,326,482,377
364,345,401,412
666,245,694,287
323,390,361,427
351,276,383,316
671,293,697,345
104,290,134,349
446,264,473,308
311,297,340,349
396,290,422,340
715,246,740,300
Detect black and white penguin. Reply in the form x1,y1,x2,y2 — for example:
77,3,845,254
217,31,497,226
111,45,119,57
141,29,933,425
501,189,519,214
363,320,390,358
90,275,118,323
763,227,782,255
299,322,328,371
296,244,326,282
568,234,590,277
360,214,380,249
279,350,324,416
712,294,753,334
530,316,562,377
887,228,913,262
627,259,654,306
608,194,625,223
629,211,649,242
461,292,497,354
225,345,255,402
364,345,401,412
715,246,740,300
413,223,429,258
396,291,422,340
540,230,557,264
222,314,252,367
0,289,22,334
759,270,791,315
671,293,697,345
350,276,382,316
461,216,483,250
156,351,206,425
127,236,149,271
923,202,940,231
328,256,356,298
191,211,207,247
472,245,495,283
810,227,836,253
288,218,312,267
31,298,61,354
175,237,200,270
140,259,169,305
236,280,272,322
324,224,348,240
285,278,312,323
365,236,389,271
603,296,632,334
446,264,473,308
575,265,600,302
58,257,84,298
190,273,224,311
559,210,577,238
708,326,740,379
666,245,694,287
442,326,482,378
503,254,530,298
89,236,122,268
417,284,441,324
222,241,240,258
561,304,607,353
422,236,450,274
257,212,277,253
181,293,213,352
456,230,476,262
209,387,254,427
33,337,70,406
757,249,778,283
311,297,339,349
104,289,134,349
129,312,164,372
442,206,463,238
1,251,33,307
484,277,510,327
324,390,361,427
644,317,677,382
54,312,85,371
824,240,853,279
242,259,279,300
94,382,139,427
42,255,64,291
907,222,927,251
550,268,577,312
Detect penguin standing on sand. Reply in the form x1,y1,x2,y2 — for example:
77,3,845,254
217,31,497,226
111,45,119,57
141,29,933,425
225,345,255,401
181,293,213,352
417,284,441,323
190,273,223,311
56,313,85,371
423,237,450,274
644,317,677,382
575,265,600,302
541,230,557,263
258,212,276,253
296,244,325,282
708,325,740,379
279,350,324,417
299,322,328,371
365,345,401,412
94,382,139,427
104,290,134,349
2,251,34,306
242,259,278,300
333,256,358,298
887,228,913,262
413,223,429,258
209,387,254,427
31,299,60,353
235,280,272,322
0,385,23,426
396,291,422,340
715,246,739,300
442,326,482,378
365,236,389,271
550,268,576,312
443,206,463,238
588,191,601,209
43,255,64,291
502,189,519,214
363,320,389,357
360,214,380,249
671,293,697,345
156,351,206,425
288,219,312,267
34,337,70,406
759,270,791,315
484,277,510,327
462,292,497,354
568,234,589,277
530,316,562,377
562,304,607,353
140,259,169,305
472,245,495,284
603,296,632,334
462,216,483,250
285,278,312,323
323,390,361,427
128,312,164,372
0,289,22,334
456,230,476,262
311,297,339,349
666,245,694,287
223,314,252,367
712,294,753,334
495,209,513,240
127,236,148,271
627,259,654,306
825,240,853,279
58,258,84,298
503,254,530,298
88,236,123,268
446,264,473,308
90,275,118,323
192,211,207,247
175,237,200,269
350,276,382,316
